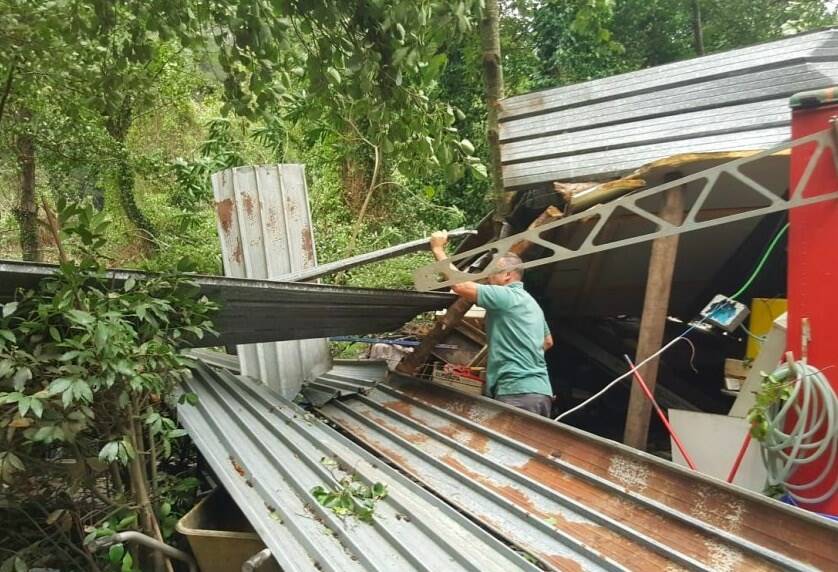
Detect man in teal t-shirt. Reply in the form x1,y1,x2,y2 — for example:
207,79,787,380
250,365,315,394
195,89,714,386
430,232,554,417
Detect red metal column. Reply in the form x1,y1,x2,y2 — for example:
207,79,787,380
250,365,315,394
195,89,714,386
787,88,838,516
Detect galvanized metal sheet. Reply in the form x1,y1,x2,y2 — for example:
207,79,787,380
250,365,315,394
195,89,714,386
179,362,540,572
0,260,455,345
499,29,838,188
502,126,790,188
501,30,838,117
500,62,838,141
212,164,330,398
501,99,789,164
321,376,837,572
301,360,389,406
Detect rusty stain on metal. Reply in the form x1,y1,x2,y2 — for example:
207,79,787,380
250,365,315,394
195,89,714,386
216,198,235,234
301,226,315,265
243,193,256,217
319,377,836,571
412,417,697,569
232,238,243,264
266,206,278,232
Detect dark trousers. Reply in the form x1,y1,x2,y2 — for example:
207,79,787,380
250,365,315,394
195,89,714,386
496,393,553,417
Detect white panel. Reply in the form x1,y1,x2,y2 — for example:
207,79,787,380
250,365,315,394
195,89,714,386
211,165,330,398
669,410,768,493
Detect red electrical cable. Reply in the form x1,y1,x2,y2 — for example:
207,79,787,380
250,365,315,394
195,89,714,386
727,429,753,483
623,355,697,470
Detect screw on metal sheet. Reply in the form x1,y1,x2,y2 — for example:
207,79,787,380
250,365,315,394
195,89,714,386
265,503,283,524
229,455,246,477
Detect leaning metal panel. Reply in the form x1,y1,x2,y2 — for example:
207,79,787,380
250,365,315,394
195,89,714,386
212,164,330,398
414,128,838,291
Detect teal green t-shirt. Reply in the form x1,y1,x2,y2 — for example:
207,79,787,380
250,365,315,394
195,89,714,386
476,281,552,397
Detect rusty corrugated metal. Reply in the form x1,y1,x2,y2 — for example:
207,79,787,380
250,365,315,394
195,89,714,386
179,362,541,572
212,164,330,398
319,376,838,572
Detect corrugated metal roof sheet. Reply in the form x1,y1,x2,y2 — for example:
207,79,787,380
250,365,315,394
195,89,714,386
301,360,389,407
212,164,330,398
179,362,540,572
499,28,838,188
319,375,838,572
0,260,455,346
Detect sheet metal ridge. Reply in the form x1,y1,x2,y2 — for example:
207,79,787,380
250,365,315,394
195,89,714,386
179,362,538,572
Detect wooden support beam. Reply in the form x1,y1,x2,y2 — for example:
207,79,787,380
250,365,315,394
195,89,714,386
623,186,685,450
397,206,562,376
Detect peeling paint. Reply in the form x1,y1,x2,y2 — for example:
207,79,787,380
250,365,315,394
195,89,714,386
705,539,745,572
607,455,649,492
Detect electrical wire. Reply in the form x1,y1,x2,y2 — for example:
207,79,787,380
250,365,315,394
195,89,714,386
554,221,790,422
678,337,699,374
730,222,788,300
758,363,838,505
740,323,767,342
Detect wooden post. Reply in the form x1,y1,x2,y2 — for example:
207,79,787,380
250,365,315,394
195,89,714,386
623,186,684,450
397,206,563,376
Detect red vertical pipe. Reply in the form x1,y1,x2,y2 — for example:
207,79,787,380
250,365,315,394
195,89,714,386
787,89,838,515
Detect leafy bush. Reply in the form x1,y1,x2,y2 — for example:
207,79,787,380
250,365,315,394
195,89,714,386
0,199,216,571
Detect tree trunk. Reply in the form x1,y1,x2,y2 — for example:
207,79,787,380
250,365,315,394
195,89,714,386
692,0,705,56
126,404,166,572
114,149,158,252
14,122,40,261
480,0,507,232
106,108,157,252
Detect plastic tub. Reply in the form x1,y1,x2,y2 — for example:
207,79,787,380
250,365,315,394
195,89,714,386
176,488,282,572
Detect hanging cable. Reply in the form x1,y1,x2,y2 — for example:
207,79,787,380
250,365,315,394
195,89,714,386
554,221,789,422
740,323,767,342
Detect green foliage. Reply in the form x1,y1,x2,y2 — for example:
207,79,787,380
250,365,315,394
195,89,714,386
311,457,388,523
532,0,633,86
748,367,795,441
0,199,216,569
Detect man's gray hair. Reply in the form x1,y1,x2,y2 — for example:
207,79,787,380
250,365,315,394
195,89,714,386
494,252,524,278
